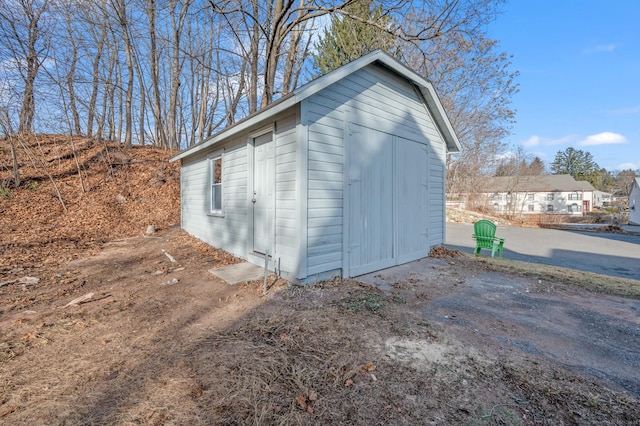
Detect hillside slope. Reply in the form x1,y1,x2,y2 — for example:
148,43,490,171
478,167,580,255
1,134,180,272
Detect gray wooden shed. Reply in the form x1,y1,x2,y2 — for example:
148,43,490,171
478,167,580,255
170,50,461,283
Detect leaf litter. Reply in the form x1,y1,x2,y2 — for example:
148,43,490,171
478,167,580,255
0,135,638,424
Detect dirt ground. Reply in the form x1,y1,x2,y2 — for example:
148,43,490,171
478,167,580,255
1,136,639,424
1,228,639,425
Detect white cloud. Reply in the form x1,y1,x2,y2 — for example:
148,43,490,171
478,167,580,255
614,162,640,171
579,132,628,146
607,106,640,115
496,151,516,161
583,44,617,54
521,134,578,147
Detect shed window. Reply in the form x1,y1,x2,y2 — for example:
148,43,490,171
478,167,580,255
210,156,223,214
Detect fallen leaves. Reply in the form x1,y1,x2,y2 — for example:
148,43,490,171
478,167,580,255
364,362,376,372
296,392,315,414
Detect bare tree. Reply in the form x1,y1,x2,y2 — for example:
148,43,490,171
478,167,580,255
0,107,19,187
166,0,190,150
0,0,51,133
144,0,167,147
112,0,135,148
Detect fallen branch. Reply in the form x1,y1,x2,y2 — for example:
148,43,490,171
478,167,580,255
64,292,94,307
162,250,177,263
0,280,17,288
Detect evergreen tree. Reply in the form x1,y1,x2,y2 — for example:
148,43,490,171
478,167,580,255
311,0,397,76
525,157,546,175
550,147,599,185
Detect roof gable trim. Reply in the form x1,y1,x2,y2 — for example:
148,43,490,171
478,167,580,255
171,50,461,162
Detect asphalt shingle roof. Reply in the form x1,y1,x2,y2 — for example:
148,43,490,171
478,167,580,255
477,174,596,193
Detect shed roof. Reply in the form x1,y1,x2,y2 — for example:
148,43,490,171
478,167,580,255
170,50,461,162
478,174,597,193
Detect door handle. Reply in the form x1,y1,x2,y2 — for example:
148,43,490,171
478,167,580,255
252,191,257,203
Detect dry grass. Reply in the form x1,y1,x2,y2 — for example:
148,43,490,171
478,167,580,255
467,254,640,299
2,136,639,424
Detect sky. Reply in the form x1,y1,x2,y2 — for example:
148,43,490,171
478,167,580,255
489,0,640,172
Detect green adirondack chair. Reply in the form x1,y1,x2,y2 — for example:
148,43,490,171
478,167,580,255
472,220,505,257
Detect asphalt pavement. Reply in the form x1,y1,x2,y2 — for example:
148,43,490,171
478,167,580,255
445,222,640,281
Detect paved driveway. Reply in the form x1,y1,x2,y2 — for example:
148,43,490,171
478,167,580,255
445,222,640,281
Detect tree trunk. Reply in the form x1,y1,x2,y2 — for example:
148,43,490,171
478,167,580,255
87,20,106,137
65,19,82,135
146,0,167,148
167,0,189,150
15,1,48,133
115,0,134,148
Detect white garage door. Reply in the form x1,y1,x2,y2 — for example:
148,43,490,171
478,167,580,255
346,123,429,277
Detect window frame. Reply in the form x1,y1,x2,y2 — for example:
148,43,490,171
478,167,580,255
209,153,224,216
568,192,583,201
546,204,554,212
546,193,554,201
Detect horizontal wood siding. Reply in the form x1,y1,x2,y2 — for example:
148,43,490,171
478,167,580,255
305,98,344,275
181,140,248,258
275,111,299,273
428,142,446,246
305,63,449,276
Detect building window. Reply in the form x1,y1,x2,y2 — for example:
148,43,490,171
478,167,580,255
568,192,583,200
493,193,501,201
528,194,534,201
210,156,223,214
493,203,499,211
528,204,534,212
547,204,554,212
569,203,581,213
546,193,554,201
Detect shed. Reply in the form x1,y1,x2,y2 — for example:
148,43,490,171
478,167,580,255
170,50,461,283
630,178,640,225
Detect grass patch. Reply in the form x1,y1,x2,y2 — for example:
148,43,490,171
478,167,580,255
466,253,640,299
0,186,12,198
334,290,386,314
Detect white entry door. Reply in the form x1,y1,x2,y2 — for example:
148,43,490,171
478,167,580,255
253,132,275,254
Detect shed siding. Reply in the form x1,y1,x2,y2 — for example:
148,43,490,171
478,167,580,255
630,180,640,225
274,111,299,273
181,140,248,258
305,99,344,275
305,63,448,277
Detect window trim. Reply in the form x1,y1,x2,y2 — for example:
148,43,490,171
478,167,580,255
209,152,224,217
568,192,583,201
